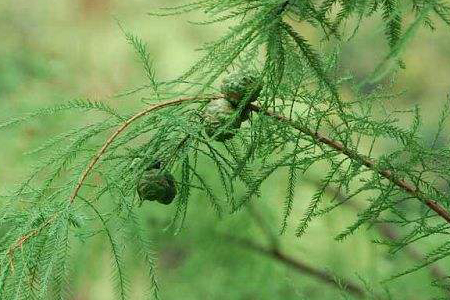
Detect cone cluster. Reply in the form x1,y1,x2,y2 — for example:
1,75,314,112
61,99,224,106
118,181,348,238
203,70,262,142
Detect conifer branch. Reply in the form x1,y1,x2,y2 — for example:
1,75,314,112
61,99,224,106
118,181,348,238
6,96,214,264
3,0,450,296
9,95,449,276
69,96,217,204
6,215,58,271
248,104,450,225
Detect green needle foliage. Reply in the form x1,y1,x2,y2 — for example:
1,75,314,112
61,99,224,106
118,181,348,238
1,0,450,298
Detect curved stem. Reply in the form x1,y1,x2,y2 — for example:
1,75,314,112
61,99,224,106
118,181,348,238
8,94,450,273
248,103,450,225
69,96,213,204
6,97,210,263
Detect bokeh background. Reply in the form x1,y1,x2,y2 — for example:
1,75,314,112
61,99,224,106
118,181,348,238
1,0,450,299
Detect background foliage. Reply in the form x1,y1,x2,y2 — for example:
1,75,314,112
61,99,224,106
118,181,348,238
1,0,450,299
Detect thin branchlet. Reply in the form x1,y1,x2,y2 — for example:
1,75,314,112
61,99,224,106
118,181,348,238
69,96,216,204
248,103,450,224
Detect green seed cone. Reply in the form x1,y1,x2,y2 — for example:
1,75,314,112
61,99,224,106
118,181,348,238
203,98,242,142
220,70,262,106
137,168,177,205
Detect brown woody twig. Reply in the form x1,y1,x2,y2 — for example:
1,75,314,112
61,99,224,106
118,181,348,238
248,103,450,225
8,94,450,281
7,96,212,261
69,96,215,203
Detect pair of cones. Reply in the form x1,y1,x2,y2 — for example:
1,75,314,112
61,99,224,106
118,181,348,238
203,70,262,142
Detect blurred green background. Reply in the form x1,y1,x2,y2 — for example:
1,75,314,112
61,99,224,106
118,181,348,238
1,0,450,299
